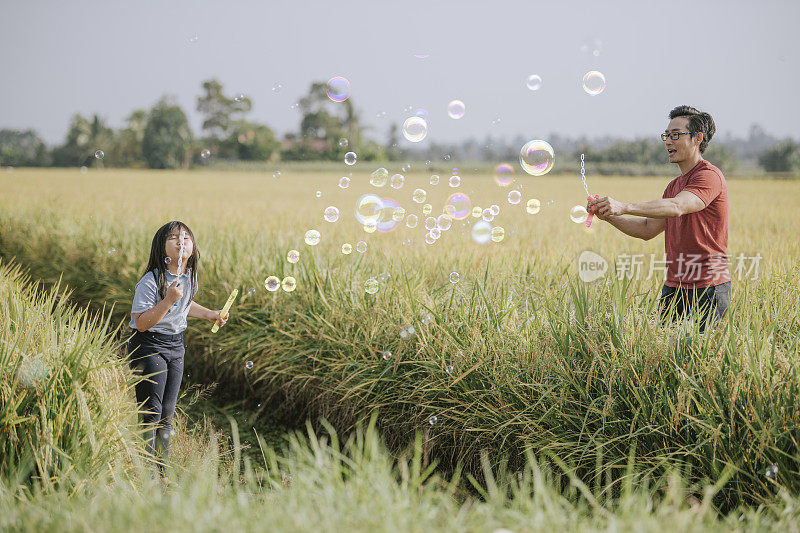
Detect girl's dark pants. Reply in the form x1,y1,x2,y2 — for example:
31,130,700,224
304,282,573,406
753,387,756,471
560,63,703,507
127,329,185,477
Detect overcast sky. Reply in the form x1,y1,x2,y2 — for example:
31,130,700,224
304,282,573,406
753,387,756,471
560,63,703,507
1,0,797,147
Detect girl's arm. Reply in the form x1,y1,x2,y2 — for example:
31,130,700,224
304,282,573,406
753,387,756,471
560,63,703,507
189,301,227,325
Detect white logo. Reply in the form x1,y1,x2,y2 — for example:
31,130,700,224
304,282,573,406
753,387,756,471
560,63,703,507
577,250,608,282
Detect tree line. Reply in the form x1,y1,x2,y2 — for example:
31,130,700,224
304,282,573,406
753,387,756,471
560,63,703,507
1,79,798,173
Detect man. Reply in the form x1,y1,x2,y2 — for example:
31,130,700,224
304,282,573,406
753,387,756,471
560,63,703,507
588,105,731,332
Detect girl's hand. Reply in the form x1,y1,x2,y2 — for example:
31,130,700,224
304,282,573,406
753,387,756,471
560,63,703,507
210,310,229,327
166,280,183,304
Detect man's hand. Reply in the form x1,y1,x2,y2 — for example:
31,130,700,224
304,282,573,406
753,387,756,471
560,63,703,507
589,196,627,218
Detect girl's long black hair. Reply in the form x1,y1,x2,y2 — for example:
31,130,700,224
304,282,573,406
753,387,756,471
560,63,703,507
142,221,199,304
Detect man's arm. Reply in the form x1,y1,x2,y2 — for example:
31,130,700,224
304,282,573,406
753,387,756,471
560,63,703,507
592,191,706,219
601,214,665,241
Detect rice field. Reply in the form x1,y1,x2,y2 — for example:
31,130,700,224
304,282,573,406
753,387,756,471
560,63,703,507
1,166,800,528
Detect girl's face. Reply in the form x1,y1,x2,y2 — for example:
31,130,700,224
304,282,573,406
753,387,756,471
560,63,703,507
165,227,194,266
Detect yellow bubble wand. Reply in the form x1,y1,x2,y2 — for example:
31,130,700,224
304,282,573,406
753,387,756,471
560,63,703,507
211,288,238,333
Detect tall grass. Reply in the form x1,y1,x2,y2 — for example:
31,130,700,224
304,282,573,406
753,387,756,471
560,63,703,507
1,168,799,507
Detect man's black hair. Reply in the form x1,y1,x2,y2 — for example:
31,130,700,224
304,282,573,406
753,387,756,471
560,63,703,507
668,105,715,154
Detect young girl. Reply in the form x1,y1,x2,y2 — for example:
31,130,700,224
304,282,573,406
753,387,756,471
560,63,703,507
127,221,227,484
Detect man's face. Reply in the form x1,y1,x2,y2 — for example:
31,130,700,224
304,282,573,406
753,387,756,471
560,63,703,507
664,116,702,163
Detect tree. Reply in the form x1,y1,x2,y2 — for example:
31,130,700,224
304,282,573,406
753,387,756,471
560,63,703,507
222,121,280,161
0,129,50,166
758,141,800,172
196,79,251,141
113,109,148,167
142,97,193,169
51,113,113,167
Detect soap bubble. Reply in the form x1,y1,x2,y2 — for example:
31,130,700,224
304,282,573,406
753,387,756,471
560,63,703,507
448,175,461,187
414,108,429,121
582,71,606,96
412,188,427,203
363,223,377,233
392,206,406,222
399,325,416,339
245,360,254,369
382,350,393,360
482,209,495,222
281,276,297,292
449,271,460,283
402,163,412,172
273,170,281,179
93,149,104,159
422,204,433,215
570,205,588,223
315,190,322,198
471,206,483,218
491,226,505,242
370,167,389,187
526,74,543,91
272,82,283,93
490,204,500,216
287,249,300,263
80,166,88,174
519,140,555,176
402,116,428,142
304,230,321,246
526,198,541,214
429,227,441,239
326,76,351,102
264,276,281,292
390,174,405,189
247,287,256,296
471,221,492,244
424,217,437,230
445,365,454,374
364,278,379,294
406,214,419,228
234,93,246,102
376,198,402,233
338,176,350,188
344,152,357,165
451,168,458,174
355,194,384,225
324,206,340,223
765,464,779,479
494,164,514,186
428,415,439,426
447,100,465,119
446,193,471,220
508,190,522,204
425,233,437,245
356,241,367,253
338,138,349,148
429,174,440,185
341,243,353,255
437,214,452,231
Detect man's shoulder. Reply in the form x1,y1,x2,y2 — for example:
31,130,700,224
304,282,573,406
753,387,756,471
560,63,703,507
693,160,725,182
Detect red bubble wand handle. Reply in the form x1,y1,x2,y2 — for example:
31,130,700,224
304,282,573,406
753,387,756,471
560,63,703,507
586,194,599,227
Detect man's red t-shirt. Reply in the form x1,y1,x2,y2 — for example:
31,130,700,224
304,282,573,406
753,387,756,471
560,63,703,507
662,159,730,289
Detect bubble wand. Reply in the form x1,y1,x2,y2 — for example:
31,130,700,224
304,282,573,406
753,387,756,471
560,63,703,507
172,230,186,308
580,154,599,227
211,289,238,333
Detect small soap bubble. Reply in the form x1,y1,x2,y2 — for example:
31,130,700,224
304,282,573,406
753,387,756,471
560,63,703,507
406,214,419,228
490,204,500,216
344,152,357,165
304,230,321,246
402,116,428,142
472,206,483,218
272,82,283,93
356,241,367,253
273,170,281,179
382,350,392,360
430,227,441,239
364,278,379,294
370,167,389,187
471,221,492,244
402,163,411,172
338,138,349,148
245,360,253,369
582,71,606,96
482,209,494,222
447,100,465,119
338,176,350,188
107,248,116,255
428,415,439,426
315,190,322,198
421,313,432,325
526,198,541,214
445,365,454,374
287,249,300,263
508,190,522,204
429,174,440,185
95,150,104,159
399,325,416,339
324,206,340,223
164,257,172,264
765,465,779,479
326,76,351,102
341,243,353,255
234,93,246,102
448,175,461,188
390,174,405,189
412,188,427,203
494,164,514,186
449,271,460,283
437,214,452,231
424,217,437,230
443,154,451,161
570,205,589,223
526,74,543,91
422,204,433,215
264,276,280,292
281,276,297,292
491,226,505,242
248,287,256,296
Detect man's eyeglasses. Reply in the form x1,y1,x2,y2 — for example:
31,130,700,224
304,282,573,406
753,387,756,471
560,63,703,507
660,131,692,141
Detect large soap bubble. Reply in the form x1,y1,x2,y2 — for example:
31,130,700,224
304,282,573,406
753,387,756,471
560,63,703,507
402,116,428,142
519,140,555,176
